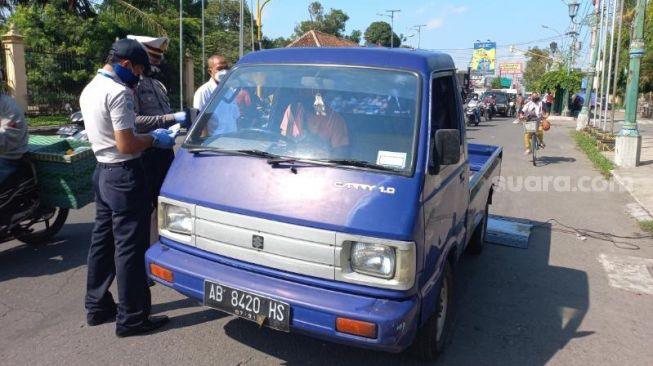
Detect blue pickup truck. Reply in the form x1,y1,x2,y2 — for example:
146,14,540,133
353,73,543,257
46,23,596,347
146,48,502,360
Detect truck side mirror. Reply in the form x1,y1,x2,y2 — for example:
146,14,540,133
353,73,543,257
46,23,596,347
435,129,461,165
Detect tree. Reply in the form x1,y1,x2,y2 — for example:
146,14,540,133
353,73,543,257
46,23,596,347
533,69,583,94
345,29,361,45
364,21,400,47
491,77,503,89
522,47,551,90
292,1,349,38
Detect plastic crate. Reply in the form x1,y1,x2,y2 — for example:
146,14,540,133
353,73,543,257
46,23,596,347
27,136,96,209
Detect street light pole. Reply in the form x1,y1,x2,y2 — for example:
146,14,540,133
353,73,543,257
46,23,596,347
256,0,272,50
378,9,400,48
412,24,426,49
615,0,645,167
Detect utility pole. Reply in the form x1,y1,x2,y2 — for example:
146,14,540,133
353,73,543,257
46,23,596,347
576,0,601,130
256,0,272,50
615,0,645,167
377,10,400,48
413,24,426,49
609,0,625,133
239,0,244,58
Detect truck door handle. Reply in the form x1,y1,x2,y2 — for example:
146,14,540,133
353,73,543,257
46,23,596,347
459,171,465,182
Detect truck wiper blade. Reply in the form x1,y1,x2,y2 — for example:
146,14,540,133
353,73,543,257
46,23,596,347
187,147,229,155
319,159,402,172
236,149,280,159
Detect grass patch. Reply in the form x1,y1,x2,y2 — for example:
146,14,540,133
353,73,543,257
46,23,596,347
27,115,67,127
571,130,615,178
640,220,653,234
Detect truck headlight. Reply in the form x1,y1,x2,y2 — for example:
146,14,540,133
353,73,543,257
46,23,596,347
351,242,396,279
161,203,192,235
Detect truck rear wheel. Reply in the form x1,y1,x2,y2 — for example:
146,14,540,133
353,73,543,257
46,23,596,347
466,201,489,255
410,261,453,361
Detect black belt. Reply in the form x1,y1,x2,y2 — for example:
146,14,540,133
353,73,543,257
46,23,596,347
97,159,142,168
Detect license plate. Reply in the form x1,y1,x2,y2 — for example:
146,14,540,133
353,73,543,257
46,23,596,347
203,281,290,332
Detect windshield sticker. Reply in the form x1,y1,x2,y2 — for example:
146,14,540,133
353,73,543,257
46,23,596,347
377,151,406,168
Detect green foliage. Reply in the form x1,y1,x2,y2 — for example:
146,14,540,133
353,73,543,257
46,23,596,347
292,1,349,38
346,29,362,45
491,77,502,89
26,114,67,126
639,220,653,234
364,21,400,47
522,47,551,90
534,70,583,94
571,131,614,178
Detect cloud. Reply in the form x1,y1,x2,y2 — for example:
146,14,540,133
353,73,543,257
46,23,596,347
450,6,467,14
426,17,444,30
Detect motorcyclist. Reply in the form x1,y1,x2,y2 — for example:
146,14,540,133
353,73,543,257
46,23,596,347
468,94,481,123
518,92,545,155
0,94,28,188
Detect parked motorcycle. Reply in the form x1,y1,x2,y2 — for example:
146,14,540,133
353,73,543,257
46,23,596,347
57,105,87,141
0,158,69,245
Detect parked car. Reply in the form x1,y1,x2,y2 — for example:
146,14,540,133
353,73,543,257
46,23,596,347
146,48,503,361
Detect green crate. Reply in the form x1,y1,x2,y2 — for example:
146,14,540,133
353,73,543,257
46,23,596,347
27,136,96,209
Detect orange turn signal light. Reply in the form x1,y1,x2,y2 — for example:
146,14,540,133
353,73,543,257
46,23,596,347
336,317,377,339
150,263,174,283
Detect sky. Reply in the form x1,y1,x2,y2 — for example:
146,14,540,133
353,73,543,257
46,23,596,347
260,0,596,70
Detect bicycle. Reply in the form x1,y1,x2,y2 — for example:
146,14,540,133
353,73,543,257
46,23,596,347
523,117,540,166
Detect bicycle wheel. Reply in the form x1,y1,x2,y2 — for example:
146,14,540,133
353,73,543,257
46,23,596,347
531,133,538,166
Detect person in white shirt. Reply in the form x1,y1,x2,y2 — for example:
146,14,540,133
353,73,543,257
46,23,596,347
80,38,174,337
193,55,239,136
518,92,545,154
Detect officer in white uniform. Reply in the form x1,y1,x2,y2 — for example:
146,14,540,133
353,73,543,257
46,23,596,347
80,38,175,338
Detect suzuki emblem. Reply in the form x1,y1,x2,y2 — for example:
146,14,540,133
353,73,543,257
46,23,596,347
252,234,264,249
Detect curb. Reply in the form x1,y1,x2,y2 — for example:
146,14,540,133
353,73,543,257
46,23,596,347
611,169,653,218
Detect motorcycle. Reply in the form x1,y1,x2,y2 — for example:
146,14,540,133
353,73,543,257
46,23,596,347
508,101,516,117
484,102,496,121
0,158,69,245
57,104,87,141
465,99,482,126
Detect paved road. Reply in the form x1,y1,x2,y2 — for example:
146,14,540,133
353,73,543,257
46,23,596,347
1,117,652,365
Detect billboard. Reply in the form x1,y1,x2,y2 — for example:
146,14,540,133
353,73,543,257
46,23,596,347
499,63,522,75
471,41,496,75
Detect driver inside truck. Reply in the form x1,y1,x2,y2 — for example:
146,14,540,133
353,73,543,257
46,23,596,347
279,87,349,156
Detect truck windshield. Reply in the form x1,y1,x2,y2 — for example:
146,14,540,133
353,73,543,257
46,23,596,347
184,65,420,174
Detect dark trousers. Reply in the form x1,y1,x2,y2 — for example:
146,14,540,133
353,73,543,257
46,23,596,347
85,159,151,330
141,147,174,212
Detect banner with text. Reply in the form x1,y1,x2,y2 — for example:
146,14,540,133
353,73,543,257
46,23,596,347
471,41,496,75
499,63,522,75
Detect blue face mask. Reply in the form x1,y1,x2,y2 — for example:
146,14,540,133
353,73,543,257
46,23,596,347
112,63,139,87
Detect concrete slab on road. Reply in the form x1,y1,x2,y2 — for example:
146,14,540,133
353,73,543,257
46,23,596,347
1,116,652,366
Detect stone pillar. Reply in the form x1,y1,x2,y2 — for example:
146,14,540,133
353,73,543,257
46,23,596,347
615,135,642,168
2,24,28,111
183,51,194,108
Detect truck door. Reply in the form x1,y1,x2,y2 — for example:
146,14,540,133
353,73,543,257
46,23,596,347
419,72,469,322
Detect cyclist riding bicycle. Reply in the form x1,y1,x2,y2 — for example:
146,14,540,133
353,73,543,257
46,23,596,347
518,92,545,155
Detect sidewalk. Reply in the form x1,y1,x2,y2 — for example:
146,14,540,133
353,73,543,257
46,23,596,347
555,112,653,219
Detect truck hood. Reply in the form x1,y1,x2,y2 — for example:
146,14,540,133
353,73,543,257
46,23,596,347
160,150,421,240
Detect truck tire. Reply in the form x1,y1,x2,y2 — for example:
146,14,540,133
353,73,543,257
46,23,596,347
466,201,489,255
410,261,453,361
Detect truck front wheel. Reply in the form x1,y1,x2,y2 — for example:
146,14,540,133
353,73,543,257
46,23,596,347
410,261,453,361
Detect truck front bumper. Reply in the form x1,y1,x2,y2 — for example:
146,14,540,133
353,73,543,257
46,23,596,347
145,242,420,352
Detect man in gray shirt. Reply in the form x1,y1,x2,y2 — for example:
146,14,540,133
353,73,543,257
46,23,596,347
128,35,190,222
0,94,28,185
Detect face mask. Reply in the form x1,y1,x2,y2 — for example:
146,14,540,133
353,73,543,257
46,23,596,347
112,63,139,87
214,69,228,83
532,97,541,103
